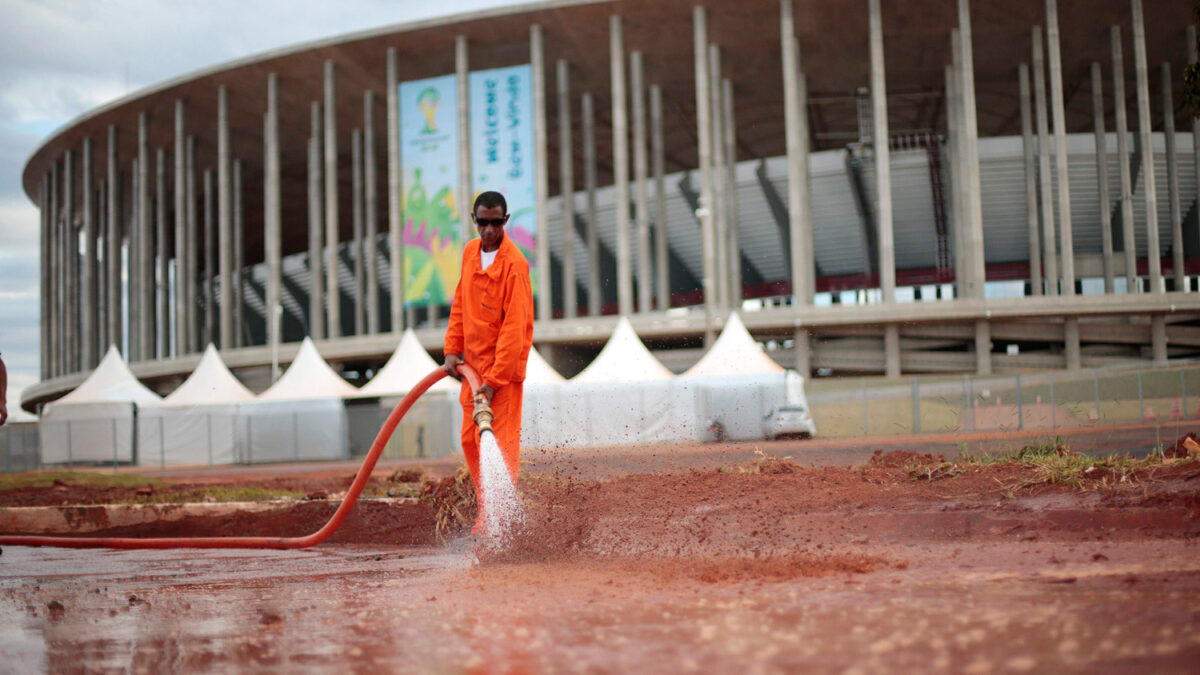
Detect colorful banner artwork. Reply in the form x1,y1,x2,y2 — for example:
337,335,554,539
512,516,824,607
399,73,460,307
398,65,538,307
469,64,537,296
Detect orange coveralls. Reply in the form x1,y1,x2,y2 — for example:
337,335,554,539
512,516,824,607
443,234,534,522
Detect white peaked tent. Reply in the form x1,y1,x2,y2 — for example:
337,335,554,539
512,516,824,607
681,313,812,441
356,329,460,459
524,346,565,384
238,337,357,463
524,318,703,448
683,312,783,377
41,345,162,464
136,344,254,467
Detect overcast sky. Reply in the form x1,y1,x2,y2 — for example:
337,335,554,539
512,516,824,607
0,0,520,421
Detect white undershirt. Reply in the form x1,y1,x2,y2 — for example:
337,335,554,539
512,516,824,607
480,247,498,271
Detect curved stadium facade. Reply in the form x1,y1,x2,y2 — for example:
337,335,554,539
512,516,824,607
20,0,1200,412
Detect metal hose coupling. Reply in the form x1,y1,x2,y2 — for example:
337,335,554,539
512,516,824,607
473,393,494,434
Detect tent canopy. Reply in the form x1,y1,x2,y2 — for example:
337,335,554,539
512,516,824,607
51,345,161,407
524,346,565,384
682,312,783,378
570,317,673,384
356,329,457,397
257,337,358,401
153,343,255,407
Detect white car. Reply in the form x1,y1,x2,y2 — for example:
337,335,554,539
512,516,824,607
763,405,816,440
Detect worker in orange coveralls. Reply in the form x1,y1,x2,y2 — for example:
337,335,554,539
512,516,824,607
442,190,534,533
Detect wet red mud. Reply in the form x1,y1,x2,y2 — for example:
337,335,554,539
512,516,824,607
2,446,1199,672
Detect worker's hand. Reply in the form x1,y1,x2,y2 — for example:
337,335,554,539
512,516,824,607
474,383,495,404
443,353,463,380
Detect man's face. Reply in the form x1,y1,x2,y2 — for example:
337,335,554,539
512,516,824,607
474,204,508,252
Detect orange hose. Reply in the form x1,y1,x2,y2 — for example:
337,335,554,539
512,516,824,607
0,364,482,549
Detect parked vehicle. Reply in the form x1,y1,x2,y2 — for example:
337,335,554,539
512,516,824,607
763,405,816,440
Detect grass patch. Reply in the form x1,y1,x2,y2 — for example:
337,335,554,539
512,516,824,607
0,471,164,492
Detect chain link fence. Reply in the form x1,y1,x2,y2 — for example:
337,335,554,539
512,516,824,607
0,423,40,473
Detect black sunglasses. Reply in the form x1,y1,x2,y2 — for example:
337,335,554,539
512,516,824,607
474,216,507,227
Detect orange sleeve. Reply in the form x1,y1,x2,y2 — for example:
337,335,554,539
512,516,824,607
443,252,466,358
483,261,533,390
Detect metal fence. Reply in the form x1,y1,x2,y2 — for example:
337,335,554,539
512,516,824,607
1,423,40,473
807,361,1200,440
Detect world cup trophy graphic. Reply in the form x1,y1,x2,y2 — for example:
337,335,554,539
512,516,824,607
418,87,439,134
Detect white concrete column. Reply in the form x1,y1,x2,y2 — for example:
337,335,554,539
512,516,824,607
266,73,282,351
1019,64,1043,296
651,83,669,310
386,47,404,332
1045,0,1075,297
724,77,741,307
155,147,167,358
107,126,121,352
1131,0,1161,294
1152,316,1168,363
948,46,967,298
218,86,233,349
631,50,651,314
137,113,152,360
782,1,810,307
203,168,214,346
1163,63,1184,292
694,5,716,344
611,16,632,317
352,127,365,336
185,136,197,352
1032,28,1058,296
957,0,986,301
1064,317,1082,370
324,60,341,337
532,24,551,322
708,44,727,312
64,150,77,372
869,0,900,378
49,162,58,374
364,90,380,333
174,101,187,355
456,35,471,245
557,59,577,318
1191,26,1200,278
1092,63,1116,294
1112,27,1138,293
582,92,600,316
81,137,96,367
39,175,49,378
309,102,325,339
232,159,243,347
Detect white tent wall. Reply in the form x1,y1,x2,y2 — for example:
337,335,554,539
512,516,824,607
522,380,705,448
236,400,349,463
377,390,462,459
136,405,238,467
40,403,136,465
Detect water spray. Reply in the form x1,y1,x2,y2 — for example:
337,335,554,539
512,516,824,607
0,363,489,549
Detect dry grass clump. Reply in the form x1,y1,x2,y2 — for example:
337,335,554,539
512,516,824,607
419,464,477,539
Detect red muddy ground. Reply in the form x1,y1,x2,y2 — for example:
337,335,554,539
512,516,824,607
2,441,1199,672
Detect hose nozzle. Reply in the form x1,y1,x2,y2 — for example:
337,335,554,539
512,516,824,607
473,394,494,434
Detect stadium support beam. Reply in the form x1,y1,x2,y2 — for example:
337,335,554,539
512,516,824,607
557,59,577,318
582,91,601,317
155,147,167,358
65,150,77,372
869,0,900,378
956,2,991,374
724,78,741,307
138,113,152,361
203,168,214,347
456,35,471,247
39,175,48,377
185,136,197,352
324,60,341,338
364,90,380,334
1045,0,1075,300
218,86,233,349
106,127,119,353
1192,25,1200,262
386,47,404,333
81,137,96,368
1019,64,1043,297
49,161,58,374
1163,63,1184,292
1092,63,1116,294
651,84,669,310
267,73,282,354
174,102,187,355
352,128,365,336
611,16,632,317
309,102,325,340
781,1,813,310
1112,27,1137,294
1032,28,1058,296
632,50,651,315
1131,0,1161,295
532,25,551,322
708,44,727,312
233,159,244,347
693,5,715,345
946,60,965,298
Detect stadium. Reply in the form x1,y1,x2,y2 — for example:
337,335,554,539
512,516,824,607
19,0,1200,412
